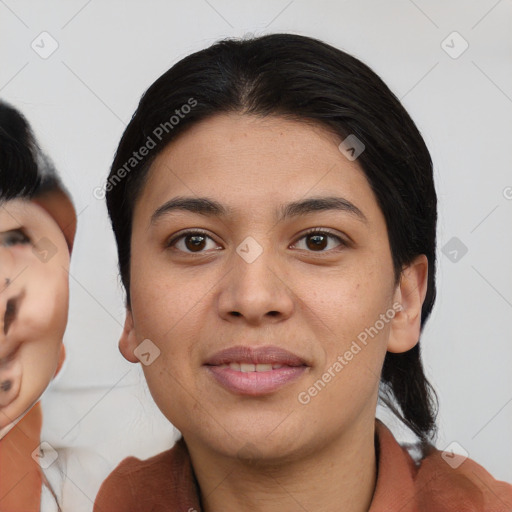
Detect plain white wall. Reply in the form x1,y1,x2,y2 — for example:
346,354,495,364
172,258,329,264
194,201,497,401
1,0,511,501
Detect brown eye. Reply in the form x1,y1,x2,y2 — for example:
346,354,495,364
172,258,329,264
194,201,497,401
183,234,207,252
293,229,346,252
306,232,329,251
167,230,220,254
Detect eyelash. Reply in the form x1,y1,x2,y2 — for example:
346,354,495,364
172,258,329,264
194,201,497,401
166,228,347,254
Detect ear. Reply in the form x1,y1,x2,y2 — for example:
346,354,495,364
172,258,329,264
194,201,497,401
119,309,140,363
387,254,429,354
54,344,66,377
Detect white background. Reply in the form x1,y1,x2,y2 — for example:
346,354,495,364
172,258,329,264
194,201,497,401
1,0,511,505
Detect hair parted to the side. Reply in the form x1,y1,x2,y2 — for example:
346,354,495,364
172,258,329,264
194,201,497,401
105,33,438,447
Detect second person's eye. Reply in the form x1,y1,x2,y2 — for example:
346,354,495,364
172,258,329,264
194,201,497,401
0,229,31,247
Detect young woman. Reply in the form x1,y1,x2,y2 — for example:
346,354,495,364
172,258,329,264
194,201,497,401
94,34,512,511
0,101,76,511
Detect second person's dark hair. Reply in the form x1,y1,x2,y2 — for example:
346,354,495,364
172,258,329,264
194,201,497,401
105,33,438,446
0,100,63,202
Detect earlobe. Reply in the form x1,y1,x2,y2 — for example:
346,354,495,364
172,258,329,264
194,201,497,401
119,309,140,363
387,254,429,354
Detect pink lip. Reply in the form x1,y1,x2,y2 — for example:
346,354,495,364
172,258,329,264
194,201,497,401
204,345,309,396
204,345,307,366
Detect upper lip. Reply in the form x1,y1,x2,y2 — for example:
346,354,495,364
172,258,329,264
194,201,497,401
204,345,308,367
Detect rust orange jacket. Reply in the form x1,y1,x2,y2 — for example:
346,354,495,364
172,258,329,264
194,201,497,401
94,419,512,511
0,404,43,512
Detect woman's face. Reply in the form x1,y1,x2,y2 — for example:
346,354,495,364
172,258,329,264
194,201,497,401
122,113,427,461
0,199,70,432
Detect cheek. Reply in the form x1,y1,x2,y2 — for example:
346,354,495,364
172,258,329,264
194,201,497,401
294,288,391,429
16,271,69,410
130,271,214,427
130,276,198,387
297,255,393,391
20,339,61,397
131,278,190,341
130,253,217,344
297,259,392,342
141,355,195,433
27,266,69,340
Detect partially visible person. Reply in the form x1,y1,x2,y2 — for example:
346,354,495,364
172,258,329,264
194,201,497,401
0,100,76,512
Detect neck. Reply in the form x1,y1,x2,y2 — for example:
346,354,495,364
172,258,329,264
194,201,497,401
186,418,377,512
0,403,43,512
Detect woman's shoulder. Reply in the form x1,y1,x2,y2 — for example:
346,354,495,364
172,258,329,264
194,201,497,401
93,438,199,512
412,444,512,511
374,420,512,511
101,441,182,479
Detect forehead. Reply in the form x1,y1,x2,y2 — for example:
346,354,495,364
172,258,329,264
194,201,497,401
0,199,42,226
133,113,383,228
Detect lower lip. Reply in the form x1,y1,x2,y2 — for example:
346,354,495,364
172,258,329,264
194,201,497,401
205,365,308,396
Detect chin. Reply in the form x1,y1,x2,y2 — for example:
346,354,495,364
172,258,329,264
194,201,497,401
192,416,306,460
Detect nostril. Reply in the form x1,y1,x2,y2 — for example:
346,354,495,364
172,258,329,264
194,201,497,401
3,299,16,334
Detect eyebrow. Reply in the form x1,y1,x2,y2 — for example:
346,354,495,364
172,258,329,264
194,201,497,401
150,195,368,225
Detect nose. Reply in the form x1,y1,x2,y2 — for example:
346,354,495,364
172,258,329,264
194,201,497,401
217,241,294,325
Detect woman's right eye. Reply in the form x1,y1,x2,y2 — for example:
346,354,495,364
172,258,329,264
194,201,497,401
0,229,31,247
167,230,220,254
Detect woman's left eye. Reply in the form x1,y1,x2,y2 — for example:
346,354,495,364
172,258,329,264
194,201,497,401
0,229,31,247
167,229,346,254
292,229,346,252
